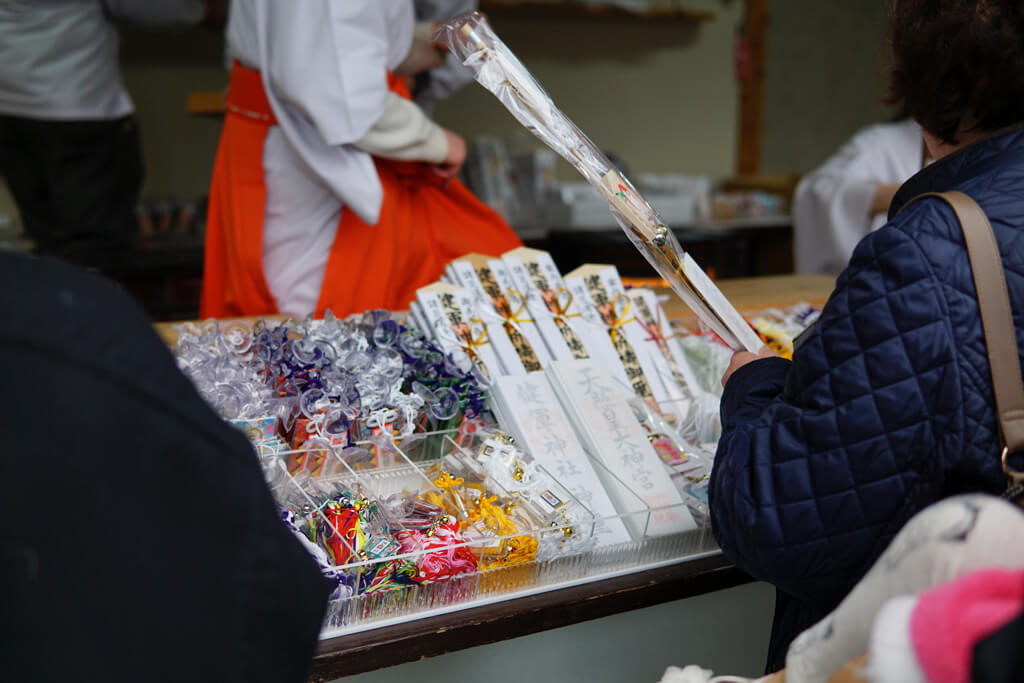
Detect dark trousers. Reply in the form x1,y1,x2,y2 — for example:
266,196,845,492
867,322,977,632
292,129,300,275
0,113,143,267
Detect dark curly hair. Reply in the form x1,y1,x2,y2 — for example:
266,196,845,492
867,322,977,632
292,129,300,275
888,0,1024,144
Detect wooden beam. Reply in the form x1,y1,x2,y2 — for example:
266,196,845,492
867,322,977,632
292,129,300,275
736,0,769,175
186,90,226,117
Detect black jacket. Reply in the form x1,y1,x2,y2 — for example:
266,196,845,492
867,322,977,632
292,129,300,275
0,253,329,682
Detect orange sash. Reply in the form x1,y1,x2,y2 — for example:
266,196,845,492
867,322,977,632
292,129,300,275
200,64,522,319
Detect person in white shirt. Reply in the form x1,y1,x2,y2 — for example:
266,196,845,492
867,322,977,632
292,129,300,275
0,0,208,267
200,0,520,319
793,118,927,276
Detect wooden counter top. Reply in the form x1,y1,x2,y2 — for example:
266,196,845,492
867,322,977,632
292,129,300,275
154,274,836,346
659,273,834,321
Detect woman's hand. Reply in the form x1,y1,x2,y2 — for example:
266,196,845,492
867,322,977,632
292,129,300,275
721,345,781,387
431,129,466,180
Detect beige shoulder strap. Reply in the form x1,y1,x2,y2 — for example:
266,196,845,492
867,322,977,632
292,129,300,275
910,191,1024,480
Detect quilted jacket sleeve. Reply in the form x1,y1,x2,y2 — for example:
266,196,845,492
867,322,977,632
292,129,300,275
710,219,961,609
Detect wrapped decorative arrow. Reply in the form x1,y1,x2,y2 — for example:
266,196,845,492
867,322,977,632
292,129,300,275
435,12,763,352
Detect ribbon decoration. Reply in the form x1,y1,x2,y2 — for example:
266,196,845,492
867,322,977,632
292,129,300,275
433,469,465,490
320,501,365,566
435,291,494,382
365,408,398,430
496,288,534,330
504,290,528,318
640,317,670,345
474,263,544,371
394,520,478,582
469,493,516,535
454,317,492,381
584,274,654,401
551,287,583,324
494,288,544,371
532,277,587,359
638,300,674,346
468,493,539,568
427,465,538,568
631,293,692,392
365,407,400,445
431,469,472,520
389,392,425,438
501,291,540,336
606,293,637,346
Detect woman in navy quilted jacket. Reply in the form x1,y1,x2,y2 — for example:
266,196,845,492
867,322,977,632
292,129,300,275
710,0,1024,672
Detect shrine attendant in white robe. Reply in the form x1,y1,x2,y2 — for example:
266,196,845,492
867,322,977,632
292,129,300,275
201,0,520,319
793,118,926,275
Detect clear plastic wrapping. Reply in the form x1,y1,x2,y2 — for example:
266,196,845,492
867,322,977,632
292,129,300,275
436,13,763,352
172,310,490,462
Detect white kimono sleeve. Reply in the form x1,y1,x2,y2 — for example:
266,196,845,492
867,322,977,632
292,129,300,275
793,119,924,275
354,93,448,162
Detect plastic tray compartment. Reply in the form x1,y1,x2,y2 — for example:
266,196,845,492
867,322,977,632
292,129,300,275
262,429,718,638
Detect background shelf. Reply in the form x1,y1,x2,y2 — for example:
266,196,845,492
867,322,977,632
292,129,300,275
479,1,714,23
